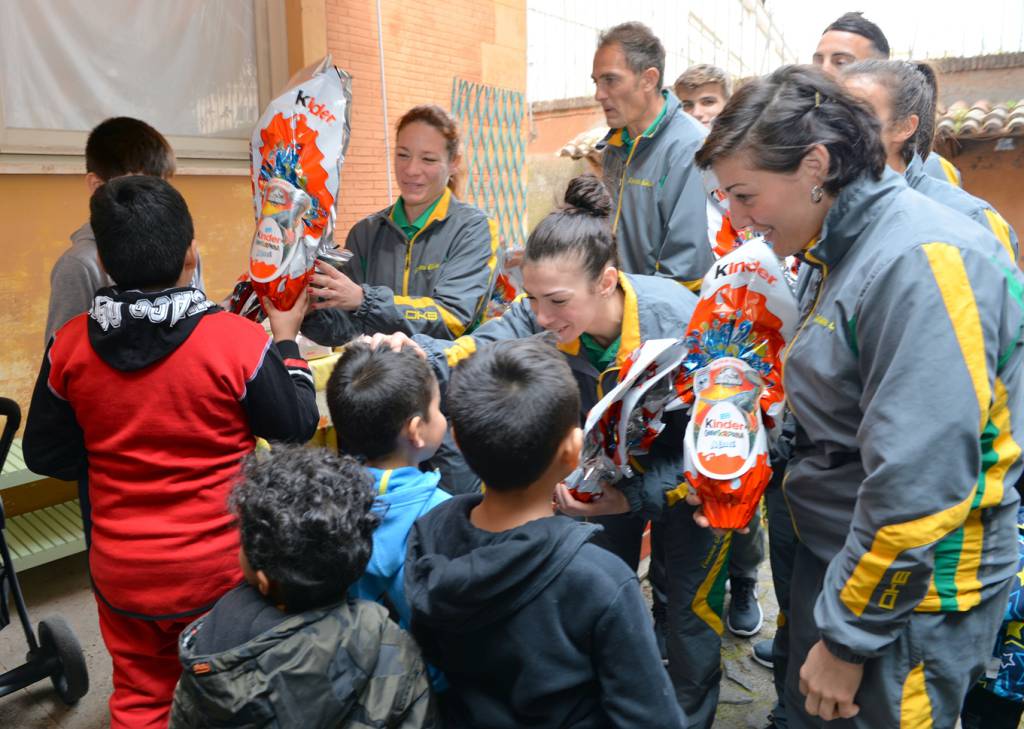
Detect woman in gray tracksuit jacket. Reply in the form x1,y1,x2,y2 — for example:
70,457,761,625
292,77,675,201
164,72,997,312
382,175,734,728
697,65,1024,728
302,105,500,496
302,104,500,346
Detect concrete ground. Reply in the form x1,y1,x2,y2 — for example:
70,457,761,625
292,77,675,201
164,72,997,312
0,552,780,728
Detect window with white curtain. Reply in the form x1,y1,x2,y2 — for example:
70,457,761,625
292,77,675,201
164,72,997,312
0,0,288,164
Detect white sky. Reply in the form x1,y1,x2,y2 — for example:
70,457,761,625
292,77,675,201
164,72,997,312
526,0,1024,102
765,0,1024,61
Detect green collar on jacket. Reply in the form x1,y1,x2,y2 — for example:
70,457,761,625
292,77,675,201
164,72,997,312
390,193,445,239
602,91,680,151
388,187,453,240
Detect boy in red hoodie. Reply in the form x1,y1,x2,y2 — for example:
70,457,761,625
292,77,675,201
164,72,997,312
24,175,319,729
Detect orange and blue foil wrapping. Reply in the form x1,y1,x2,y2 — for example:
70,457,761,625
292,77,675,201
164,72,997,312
230,56,352,320
676,240,798,529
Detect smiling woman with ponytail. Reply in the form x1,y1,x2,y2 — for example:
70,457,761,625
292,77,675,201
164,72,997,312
366,173,748,725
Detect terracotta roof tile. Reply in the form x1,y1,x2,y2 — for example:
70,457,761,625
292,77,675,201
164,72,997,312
558,125,609,161
937,100,1024,140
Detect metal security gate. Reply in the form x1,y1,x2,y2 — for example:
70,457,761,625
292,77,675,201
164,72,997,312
450,78,527,254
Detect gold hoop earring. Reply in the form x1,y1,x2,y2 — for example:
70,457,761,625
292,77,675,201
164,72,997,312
810,185,824,203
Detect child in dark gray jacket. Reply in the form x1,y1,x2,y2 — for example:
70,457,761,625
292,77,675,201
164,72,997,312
169,446,437,729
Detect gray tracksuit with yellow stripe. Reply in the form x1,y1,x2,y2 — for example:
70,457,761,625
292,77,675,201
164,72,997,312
923,151,962,187
414,272,734,727
906,153,1019,261
302,188,500,344
600,93,714,292
782,168,1024,727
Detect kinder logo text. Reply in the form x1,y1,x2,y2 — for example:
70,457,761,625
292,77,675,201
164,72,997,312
712,260,777,286
295,90,337,123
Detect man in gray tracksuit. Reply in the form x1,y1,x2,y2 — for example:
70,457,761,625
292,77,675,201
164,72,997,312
599,91,713,293
594,25,713,293
593,25,719,727
783,167,1024,727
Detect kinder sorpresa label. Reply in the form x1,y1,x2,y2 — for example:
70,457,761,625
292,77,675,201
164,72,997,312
250,219,286,283
695,401,751,480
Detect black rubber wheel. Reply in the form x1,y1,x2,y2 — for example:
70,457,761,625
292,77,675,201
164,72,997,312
38,617,89,705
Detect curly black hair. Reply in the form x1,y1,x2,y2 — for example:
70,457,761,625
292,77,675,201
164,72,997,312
230,445,379,612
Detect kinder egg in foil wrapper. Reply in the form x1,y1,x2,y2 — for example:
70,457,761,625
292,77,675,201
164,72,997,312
671,240,798,528
564,339,689,503
231,55,353,320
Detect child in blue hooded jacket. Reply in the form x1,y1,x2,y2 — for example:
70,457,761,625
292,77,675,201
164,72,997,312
326,341,451,628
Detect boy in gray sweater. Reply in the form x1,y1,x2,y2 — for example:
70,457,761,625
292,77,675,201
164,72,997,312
45,117,204,343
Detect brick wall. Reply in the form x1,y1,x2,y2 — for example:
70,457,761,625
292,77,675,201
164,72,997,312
324,0,526,238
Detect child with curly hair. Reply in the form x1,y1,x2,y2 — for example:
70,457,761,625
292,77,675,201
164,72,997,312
169,445,438,728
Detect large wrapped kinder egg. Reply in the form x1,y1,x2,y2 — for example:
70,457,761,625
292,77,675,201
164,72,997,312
670,239,798,529
230,55,352,320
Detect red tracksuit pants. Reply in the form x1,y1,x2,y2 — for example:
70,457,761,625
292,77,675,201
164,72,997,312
95,596,193,729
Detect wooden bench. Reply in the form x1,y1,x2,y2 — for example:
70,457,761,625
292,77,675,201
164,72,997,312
1,439,85,572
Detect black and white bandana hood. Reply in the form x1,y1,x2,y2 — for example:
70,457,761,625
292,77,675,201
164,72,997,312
88,287,220,371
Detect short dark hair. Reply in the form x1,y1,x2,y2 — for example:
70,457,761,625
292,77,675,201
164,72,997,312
823,12,890,58
448,337,579,491
231,445,378,612
90,176,194,289
327,342,436,461
598,22,666,88
843,59,938,163
85,117,176,181
695,65,886,197
526,175,617,282
674,64,731,99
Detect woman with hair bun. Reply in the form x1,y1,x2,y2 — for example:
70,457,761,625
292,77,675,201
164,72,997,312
373,174,733,725
841,59,1019,261
694,63,1024,728
302,104,500,345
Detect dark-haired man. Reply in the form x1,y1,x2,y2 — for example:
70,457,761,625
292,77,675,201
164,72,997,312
593,22,713,291
591,24,724,728
813,11,962,186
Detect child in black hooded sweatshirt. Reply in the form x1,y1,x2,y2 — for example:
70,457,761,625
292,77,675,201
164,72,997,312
403,336,685,729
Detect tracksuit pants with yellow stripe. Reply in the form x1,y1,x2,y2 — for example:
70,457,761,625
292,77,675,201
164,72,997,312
593,502,731,729
784,543,1011,729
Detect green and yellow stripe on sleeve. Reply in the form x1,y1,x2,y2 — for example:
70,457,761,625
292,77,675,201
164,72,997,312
839,243,1019,616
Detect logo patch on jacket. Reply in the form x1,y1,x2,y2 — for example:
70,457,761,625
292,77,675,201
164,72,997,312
812,314,836,332
626,176,654,188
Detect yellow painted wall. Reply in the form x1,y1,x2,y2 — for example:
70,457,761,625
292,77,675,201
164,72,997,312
0,174,253,423
0,0,528,432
